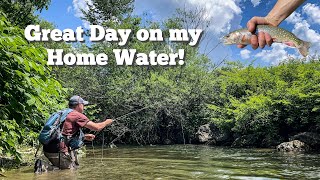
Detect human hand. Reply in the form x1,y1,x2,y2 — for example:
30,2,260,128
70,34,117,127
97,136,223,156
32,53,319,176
237,16,274,50
104,118,114,126
84,134,95,141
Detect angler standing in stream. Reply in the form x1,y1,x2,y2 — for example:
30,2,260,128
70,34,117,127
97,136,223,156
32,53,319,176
34,95,113,173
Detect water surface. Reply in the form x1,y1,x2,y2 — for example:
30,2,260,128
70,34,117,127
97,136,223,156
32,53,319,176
3,145,320,179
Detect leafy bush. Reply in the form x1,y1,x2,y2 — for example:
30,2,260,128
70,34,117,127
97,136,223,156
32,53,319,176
209,59,320,147
0,12,66,161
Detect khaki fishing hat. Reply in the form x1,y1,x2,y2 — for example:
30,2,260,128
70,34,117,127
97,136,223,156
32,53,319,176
69,95,89,106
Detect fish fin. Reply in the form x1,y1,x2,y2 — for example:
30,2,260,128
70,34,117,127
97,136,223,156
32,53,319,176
284,41,296,47
298,41,311,57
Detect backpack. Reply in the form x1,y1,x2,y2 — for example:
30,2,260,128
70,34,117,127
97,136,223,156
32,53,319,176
38,108,73,145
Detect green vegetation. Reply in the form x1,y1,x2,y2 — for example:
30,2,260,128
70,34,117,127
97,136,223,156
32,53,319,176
0,12,65,162
0,0,51,28
0,0,320,166
209,59,320,147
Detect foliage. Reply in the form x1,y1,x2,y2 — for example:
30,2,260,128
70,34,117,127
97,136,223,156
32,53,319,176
209,59,320,147
82,0,134,27
0,0,51,28
0,12,65,161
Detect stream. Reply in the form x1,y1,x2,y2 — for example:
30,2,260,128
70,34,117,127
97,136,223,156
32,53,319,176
3,145,320,179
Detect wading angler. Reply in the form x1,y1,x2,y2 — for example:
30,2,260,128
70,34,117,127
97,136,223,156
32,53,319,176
35,96,113,173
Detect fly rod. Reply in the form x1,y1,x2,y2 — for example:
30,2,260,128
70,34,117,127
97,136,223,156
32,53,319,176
93,105,152,136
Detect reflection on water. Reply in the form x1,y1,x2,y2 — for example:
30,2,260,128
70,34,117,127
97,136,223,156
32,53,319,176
3,145,320,179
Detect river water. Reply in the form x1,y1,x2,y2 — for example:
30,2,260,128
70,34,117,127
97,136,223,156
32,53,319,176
3,145,320,179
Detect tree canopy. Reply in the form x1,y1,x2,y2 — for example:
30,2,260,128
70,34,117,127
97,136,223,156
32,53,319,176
0,0,51,28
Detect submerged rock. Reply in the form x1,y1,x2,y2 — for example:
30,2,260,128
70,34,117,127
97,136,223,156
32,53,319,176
163,139,173,145
276,140,310,152
109,143,117,148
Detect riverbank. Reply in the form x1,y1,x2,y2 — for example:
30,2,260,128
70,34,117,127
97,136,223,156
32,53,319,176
196,123,320,152
0,146,38,170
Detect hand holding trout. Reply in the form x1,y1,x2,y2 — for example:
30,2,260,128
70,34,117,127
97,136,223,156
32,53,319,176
223,25,311,57
230,0,309,56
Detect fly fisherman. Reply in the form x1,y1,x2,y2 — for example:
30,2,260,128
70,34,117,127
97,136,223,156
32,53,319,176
238,0,305,50
35,95,113,173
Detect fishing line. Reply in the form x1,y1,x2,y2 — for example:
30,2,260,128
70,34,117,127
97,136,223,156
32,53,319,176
91,140,95,158
101,131,104,163
205,41,222,56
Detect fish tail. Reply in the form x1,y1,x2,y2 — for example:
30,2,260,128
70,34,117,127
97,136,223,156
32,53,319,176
298,41,311,57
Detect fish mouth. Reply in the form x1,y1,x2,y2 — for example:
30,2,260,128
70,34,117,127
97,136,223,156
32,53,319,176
221,35,233,45
223,41,233,45
222,37,232,45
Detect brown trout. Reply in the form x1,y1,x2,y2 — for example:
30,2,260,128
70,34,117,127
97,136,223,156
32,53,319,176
223,25,311,57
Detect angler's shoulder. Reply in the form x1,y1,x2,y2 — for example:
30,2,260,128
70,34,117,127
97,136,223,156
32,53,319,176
67,110,88,119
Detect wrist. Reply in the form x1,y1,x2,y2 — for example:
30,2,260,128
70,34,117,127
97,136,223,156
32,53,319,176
264,15,280,26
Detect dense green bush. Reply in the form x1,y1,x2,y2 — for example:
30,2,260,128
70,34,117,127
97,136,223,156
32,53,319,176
0,12,66,161
0,0,50,28
209,59,320,147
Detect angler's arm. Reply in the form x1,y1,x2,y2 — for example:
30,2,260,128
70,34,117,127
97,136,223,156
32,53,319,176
84,119,113,131
265,0,305,26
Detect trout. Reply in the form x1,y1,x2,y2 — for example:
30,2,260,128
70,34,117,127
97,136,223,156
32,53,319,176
223,25,311,57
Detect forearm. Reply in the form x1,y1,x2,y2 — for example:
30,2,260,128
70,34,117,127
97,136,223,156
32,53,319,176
96,119,113,131
85,119,113,131
265,0,305,26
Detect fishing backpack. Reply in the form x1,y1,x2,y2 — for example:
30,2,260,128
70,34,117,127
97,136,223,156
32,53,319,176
38,108,73,145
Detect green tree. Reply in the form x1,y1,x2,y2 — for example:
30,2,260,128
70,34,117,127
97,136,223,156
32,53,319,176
82,0,134,27
209,59,320,147
0,12,65,161
0,0,51,28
